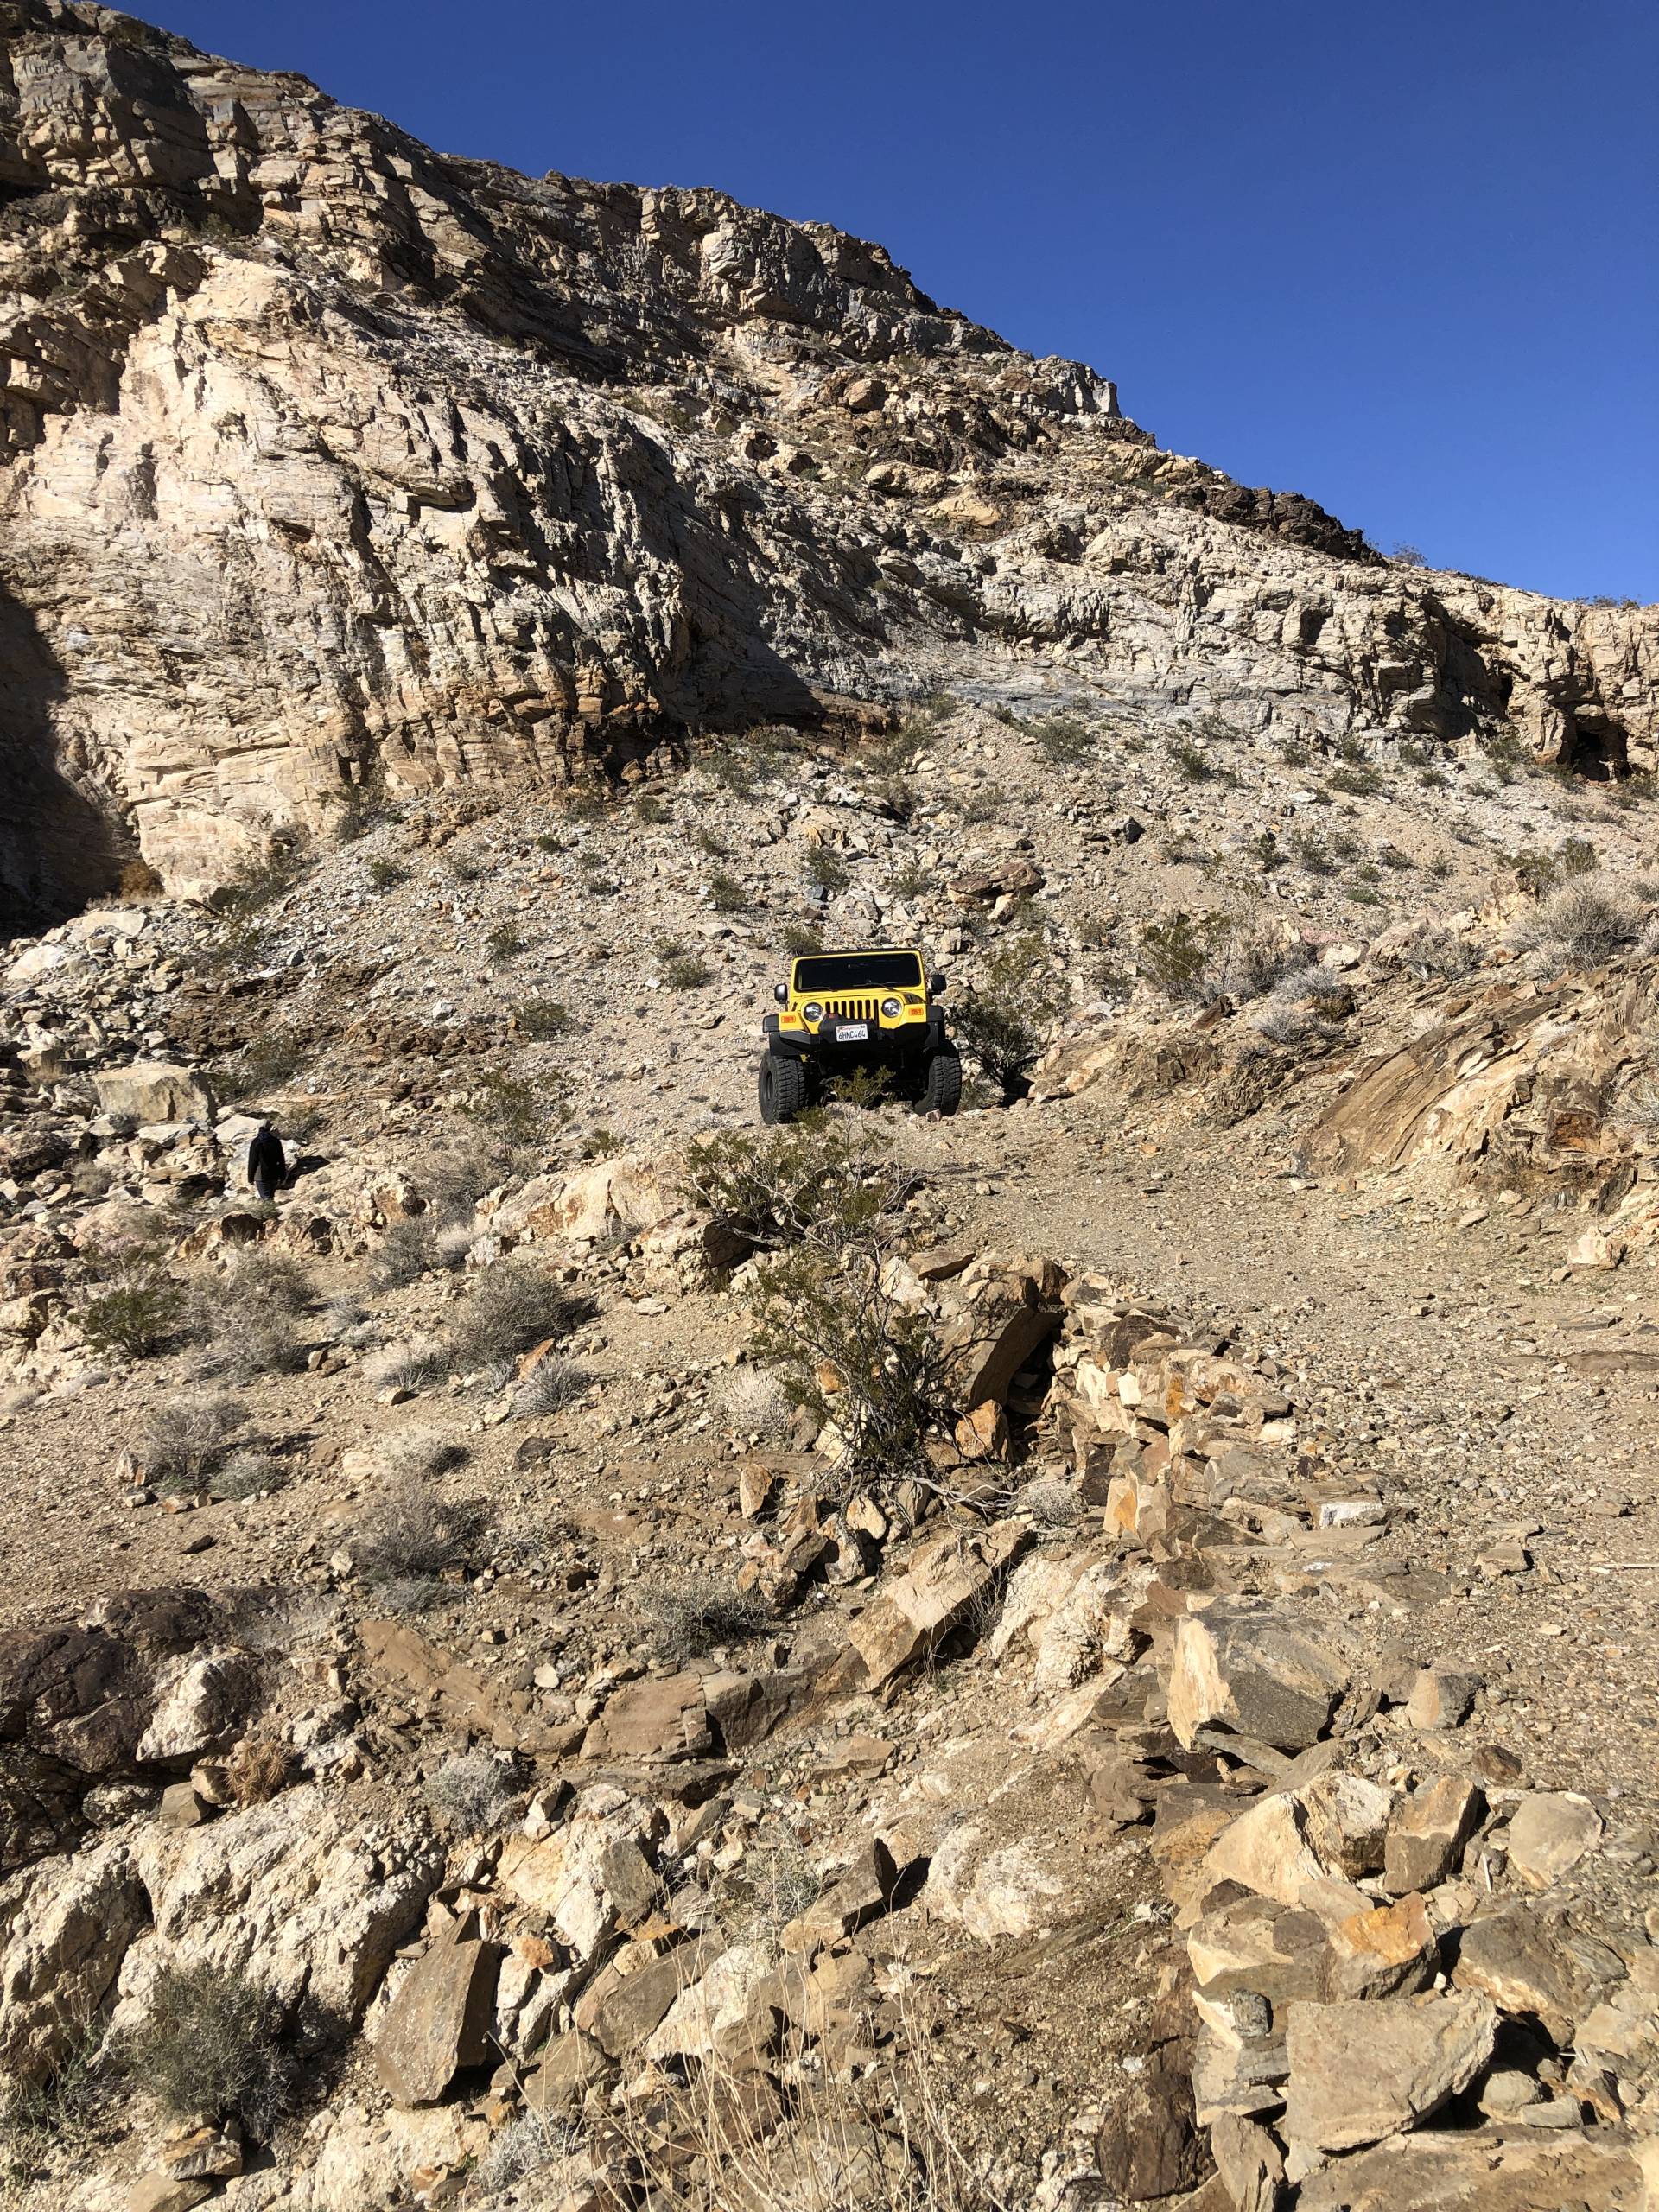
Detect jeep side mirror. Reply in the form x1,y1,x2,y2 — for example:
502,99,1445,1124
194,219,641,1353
930,971,948,994
772,982,788,1004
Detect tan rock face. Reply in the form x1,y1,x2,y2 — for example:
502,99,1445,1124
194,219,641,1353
1,2,1653,915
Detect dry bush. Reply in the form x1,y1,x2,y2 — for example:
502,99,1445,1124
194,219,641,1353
122,1965,305,2141
637,1574,772,1664
355,1478,488,1592
214,1448,285,1499
422,1751,516,1836
423,1146,511,1224
371,1216,437,1288
1506,878,1647,968
364,1337,448,1392
141,1394,243,1488
512,1357,589,1418
473,2112,580,2193
612,2033,1011,2212
1013,1473,1080,1529
715,1364,795,1441
1249,1000,1306,1046
378,1427,468,1479
446,1262,593,1377
183,1251,313,1382
1393,920,1476,980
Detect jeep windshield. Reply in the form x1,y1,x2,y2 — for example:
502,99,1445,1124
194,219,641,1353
792,953,924,991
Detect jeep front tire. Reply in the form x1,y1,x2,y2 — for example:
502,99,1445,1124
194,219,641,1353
759,1052,810,1125
919,1042,963,1117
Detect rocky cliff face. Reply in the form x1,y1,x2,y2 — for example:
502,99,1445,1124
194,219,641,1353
1,0,1656,913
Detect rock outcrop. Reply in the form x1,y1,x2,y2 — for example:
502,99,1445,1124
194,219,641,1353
1,0,1654,914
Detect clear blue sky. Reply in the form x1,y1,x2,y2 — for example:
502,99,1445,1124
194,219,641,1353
156,0,1657,602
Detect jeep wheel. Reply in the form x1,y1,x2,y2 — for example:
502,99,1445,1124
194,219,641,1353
919,1042,963,1117
759,1052,810,1125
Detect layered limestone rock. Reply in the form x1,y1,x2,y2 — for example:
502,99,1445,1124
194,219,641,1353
1,0,1655,917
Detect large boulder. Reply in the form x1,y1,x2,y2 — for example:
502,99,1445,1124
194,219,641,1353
91,1062,214,1123
0,1834,150,2087
1166,1600,1351,1754
1282,1991,1497,2157
851,1522,1029,1691
123,1785,443,2024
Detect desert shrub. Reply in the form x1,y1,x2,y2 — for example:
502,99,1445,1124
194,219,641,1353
474,2113,579,2193
513,1357,589,1417
637,1574,771,1663
223,1028,311,1101
952,779,1005,824
715,1365,795,1441
355,1478,489,1588
748,1243,949,1477
218,835,310,918
780,922,824,957
423,1751,516,1836
183,1252,313,1381
1170,734,1211,782
1327,762,1384,797
1014,1474,1081,1528
1030,713,1094,764
1249,1000,1306,1045
485,921,526,963
1557,834,1599,877
949,931,1064,1102
889,859,931,899
447,1262,593,1376
364,1337,448,1393
661,950,714,990
682,1122,916,1255
705,865,750,913
564,784,609,821
804,845,851,893
514,998,573,1040
423,1145,510,1224
633,791,668,825
79,1268,183,1359
379,1427,468,1479
1393,921,1476,980
215,1449,286,1500
122,1964,309,2140
141,1394,243,1488
366,856,406,890
1219,926,1300,1003
461,1071,549,1146
1506,879,1647,968
0,2020,111,2171
1138,910,1232,1002
372,1216,437,1289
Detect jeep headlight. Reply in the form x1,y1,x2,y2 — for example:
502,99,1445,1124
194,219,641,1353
802,1001,824,1023
880,996,902,1019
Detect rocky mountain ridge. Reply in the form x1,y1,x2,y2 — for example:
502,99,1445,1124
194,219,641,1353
3,0,1656,920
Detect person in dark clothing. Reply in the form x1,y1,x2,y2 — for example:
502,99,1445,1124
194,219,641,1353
247,1120,286,1203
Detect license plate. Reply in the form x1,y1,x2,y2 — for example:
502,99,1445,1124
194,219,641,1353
836,1022,869,1043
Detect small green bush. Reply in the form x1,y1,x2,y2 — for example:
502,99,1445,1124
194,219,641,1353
513,998,573,1039
485,922,526,963
705,865,750,913
1030,714,1094,764
804,845,851,893
366,857,407,890
79,1273,182,1359
1138,910,1232,1001
661,951,713,989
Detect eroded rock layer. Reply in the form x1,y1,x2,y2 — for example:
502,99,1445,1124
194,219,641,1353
1,0,1656,912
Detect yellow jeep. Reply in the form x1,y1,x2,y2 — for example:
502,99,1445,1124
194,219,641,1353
760,946,961,1122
